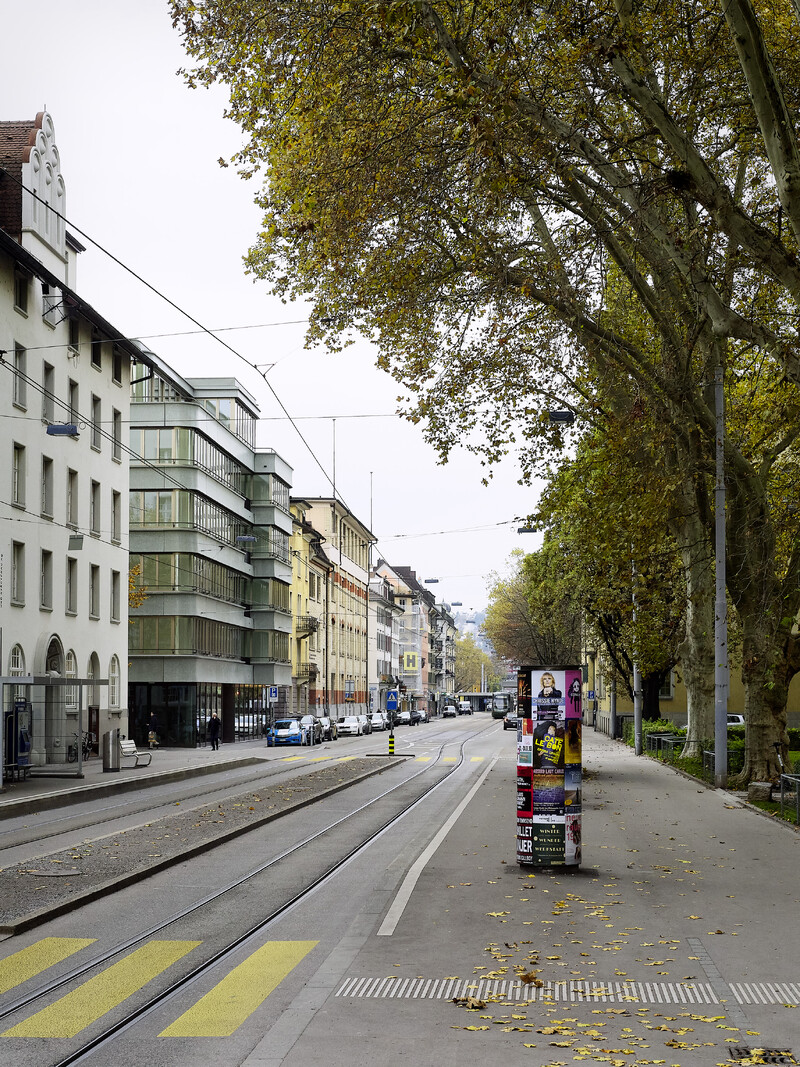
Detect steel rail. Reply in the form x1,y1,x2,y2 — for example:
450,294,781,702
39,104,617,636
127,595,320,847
1,718,497,1044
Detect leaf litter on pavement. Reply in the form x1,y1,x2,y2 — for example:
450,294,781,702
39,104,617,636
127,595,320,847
447,868,797,1067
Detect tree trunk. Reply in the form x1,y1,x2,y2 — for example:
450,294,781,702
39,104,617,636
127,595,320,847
670,471,716,759
642,673,666,721
732,617,784,784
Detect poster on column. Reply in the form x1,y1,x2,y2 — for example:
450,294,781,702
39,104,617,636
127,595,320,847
516,665,583,868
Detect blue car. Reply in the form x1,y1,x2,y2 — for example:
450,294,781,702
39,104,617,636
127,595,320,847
268,718,303,746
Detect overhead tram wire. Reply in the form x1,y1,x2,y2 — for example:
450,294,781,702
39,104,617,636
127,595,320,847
0,169,354,512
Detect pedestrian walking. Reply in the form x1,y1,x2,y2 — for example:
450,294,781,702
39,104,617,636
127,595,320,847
148,711,160,749
207,711,222,751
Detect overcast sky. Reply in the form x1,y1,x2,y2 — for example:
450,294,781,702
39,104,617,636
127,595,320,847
3,0,545,612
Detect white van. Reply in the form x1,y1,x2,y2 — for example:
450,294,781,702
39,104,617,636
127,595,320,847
458,700,473,715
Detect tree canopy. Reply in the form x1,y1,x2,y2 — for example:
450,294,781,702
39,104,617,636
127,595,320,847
170,0,800,779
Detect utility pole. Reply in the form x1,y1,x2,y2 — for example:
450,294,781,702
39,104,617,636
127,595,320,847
632,554,643,756
714,362,729,788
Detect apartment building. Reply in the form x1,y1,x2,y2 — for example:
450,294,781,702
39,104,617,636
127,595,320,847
301,499,373,719
289,499,332,717
0,112,147,769
368,570,403,714
127,367,294,746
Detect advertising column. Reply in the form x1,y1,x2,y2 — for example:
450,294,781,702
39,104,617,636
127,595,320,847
516,665,582,868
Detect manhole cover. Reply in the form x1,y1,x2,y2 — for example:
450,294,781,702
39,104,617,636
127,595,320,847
728,1047,797,1065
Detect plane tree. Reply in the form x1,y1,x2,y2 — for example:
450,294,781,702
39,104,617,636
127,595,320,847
484,548,582,667
170,0,800,780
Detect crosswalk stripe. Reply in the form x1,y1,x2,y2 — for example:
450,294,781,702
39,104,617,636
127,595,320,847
415,757,431,762
160,940,318,1037
281,756,305,761
3,941,200,1038
0,938,96,995
442,757,457,762
470,757,484,762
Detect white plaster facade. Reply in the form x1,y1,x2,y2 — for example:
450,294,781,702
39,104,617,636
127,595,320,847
0,113,138,767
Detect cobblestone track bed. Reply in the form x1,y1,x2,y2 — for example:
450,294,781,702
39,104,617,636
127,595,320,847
0,756,400,934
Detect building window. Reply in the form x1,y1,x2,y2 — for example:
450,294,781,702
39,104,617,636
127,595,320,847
41,456,54,517
12,443,25,507
14,270,29,314
111,491,121,543
68,378,79,423
68,317,80,354
112,346,122,384
13,345,26,408
42,362,55,421
112,408,122,461
91,331,103,369
40,549,53,610
65,650,78,707
11,542,25,605
109,655,120,706
658,672,674,700
90,481,101,536
66,556,78,615
111,570,120,622
67,469,78,527
42,283,59,326
89,564,100,619
9,644,26,702
91,395,101,450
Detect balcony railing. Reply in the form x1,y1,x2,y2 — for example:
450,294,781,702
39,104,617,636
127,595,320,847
296,662,319,680
294,615,319,635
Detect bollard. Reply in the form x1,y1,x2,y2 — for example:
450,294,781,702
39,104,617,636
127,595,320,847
389,731,395,755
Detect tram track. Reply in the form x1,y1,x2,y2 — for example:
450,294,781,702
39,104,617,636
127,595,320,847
0,719,500,1063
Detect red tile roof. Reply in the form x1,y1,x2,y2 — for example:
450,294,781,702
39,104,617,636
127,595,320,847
0,114,45,237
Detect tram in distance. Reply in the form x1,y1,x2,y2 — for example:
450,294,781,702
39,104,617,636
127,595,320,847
490,691,516,719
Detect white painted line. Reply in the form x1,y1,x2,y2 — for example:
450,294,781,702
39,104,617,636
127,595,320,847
377,756,498,936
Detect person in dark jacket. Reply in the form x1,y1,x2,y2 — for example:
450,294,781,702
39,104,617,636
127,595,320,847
207,711,222,751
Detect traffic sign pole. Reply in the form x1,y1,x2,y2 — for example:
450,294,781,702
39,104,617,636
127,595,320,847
386,689,398,755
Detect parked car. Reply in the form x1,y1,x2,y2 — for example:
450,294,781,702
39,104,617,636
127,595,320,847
268,718,303,746
410,709,423,725
339,715,362,736
396,710,411,725
299,715,323,744
318,716,338,741
727,714,745,728
370,712,386,730
357,714,372,734
458,700,473,715
442,704,457,718
503,709,519,731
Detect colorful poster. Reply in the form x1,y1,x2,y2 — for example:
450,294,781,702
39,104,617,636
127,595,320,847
564,765,582,811
517,731,533,766
516,767,533,817
531,816,566,865
516,817,533,863
565,813,582,864
565,720,582,763
533,721,565,769
532,771,565,814
565,669,583,719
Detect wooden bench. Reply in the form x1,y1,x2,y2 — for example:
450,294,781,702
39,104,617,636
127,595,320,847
119,738,152,767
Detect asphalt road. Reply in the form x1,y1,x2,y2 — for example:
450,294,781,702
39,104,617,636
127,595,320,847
1,719,798,1067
